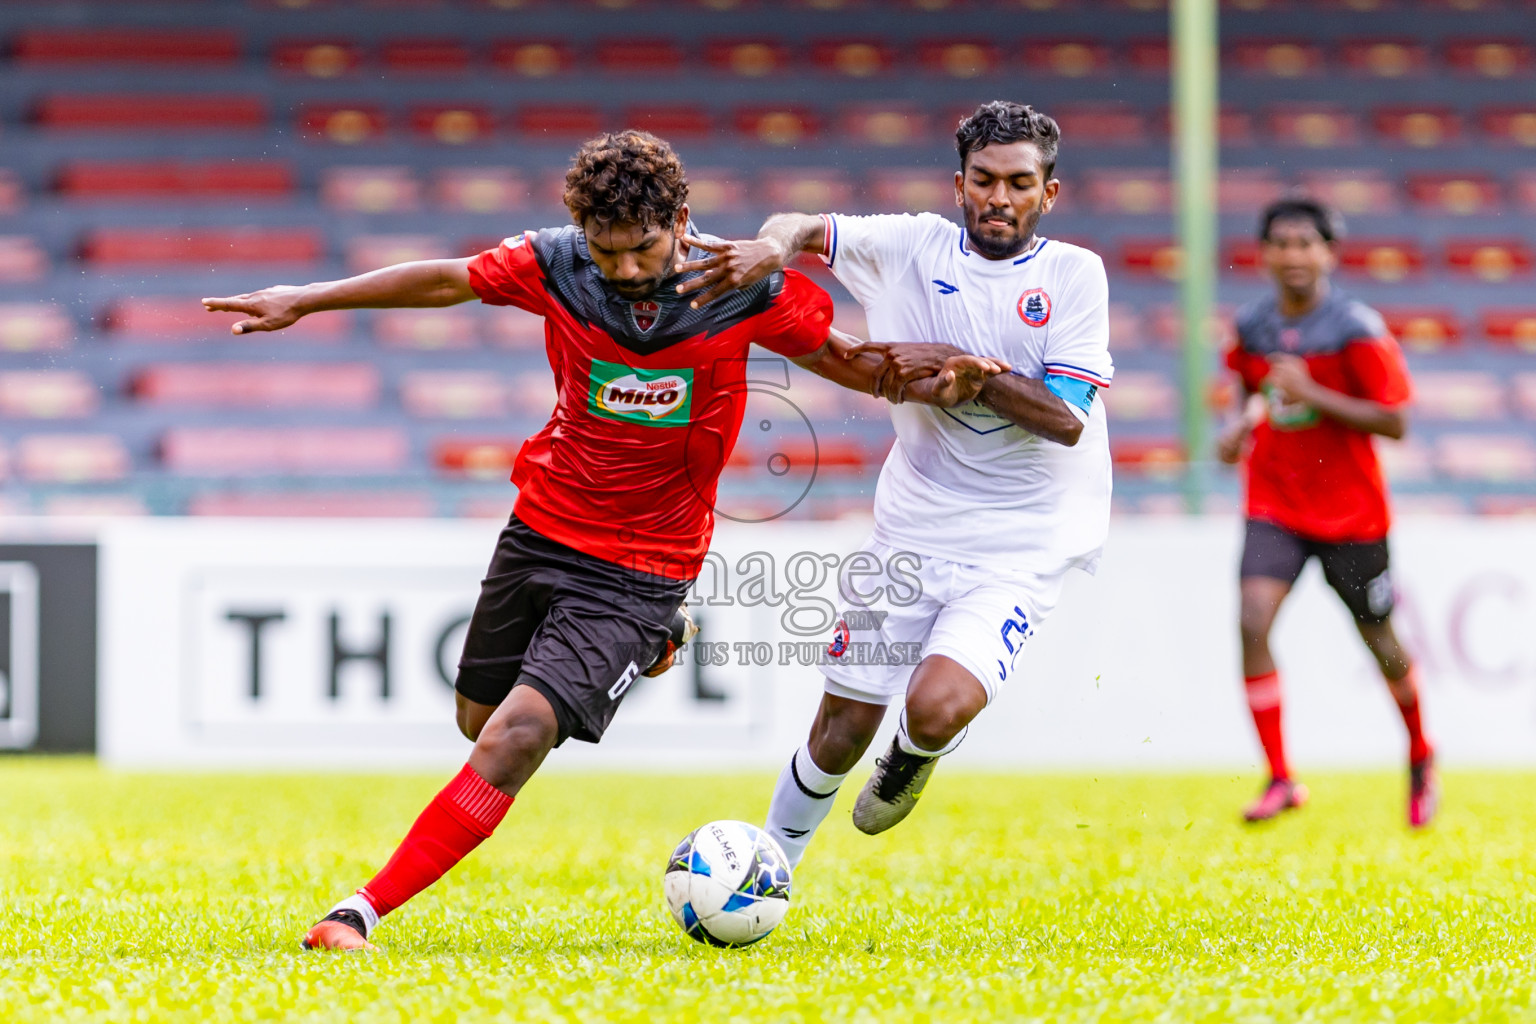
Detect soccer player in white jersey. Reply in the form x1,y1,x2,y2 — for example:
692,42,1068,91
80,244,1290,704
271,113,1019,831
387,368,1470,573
678,101,1114,866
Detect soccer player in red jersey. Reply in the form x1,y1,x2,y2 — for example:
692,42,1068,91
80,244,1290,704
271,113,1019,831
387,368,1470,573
203,131,1005,951
1218,197,1436,828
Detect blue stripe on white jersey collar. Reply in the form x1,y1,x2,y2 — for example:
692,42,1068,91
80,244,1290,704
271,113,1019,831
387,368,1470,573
957,228,1048,265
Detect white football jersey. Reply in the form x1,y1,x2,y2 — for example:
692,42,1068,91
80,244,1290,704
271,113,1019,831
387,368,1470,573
820,211,1114,575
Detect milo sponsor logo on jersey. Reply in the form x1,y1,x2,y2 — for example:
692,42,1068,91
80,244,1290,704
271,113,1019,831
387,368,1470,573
588,359,693,426
1262,383,1319,430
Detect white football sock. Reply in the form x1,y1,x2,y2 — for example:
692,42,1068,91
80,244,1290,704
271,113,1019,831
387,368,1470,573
328,892,380,938
896,708,967,757
764,744,848,870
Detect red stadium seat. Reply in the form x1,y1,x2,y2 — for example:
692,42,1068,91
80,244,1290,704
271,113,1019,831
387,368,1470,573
1445,40,1532,79
374,308,479,349
57,161,294,201
189,492,435,518
917,40,1001,78
705,39,792,77
1103,372,1177,420
1126,38,1169,74
272,40,364,78
761,170,855,213
400,371,509,418
0,237,47,282
1434,434,1536,482
1158,105,1255,146
622,106,714,139
1476,496,1536,516
0,371,98,419
1479,107,1536,147
1482,308,1536,350
1511,374,1536,419
1404,172,1502,215
1376,438,1434,482
1412,372,1506,421
0,304,72,352
734,107,821,146
320,167,421,213
680,170,748,215
1119,239,1183,280
1376,307,1463,351
382,39,473,75
869,170,951,213
18,434,130,482
484,307,545,349
13,29,240,66
1267,105,1360,147
594,39,684,74
1444,238,1534,281
0,170,21,214
1051,104,1148,145
410,105,495,145
1218,169,1285,212
812,39,897,77
1230,40,1326,77
1337,238,1425,281
82,229,322,266
434,438,524,479
1513,171,1536,211
1028,39,1115,77
298,104,388,143
1340,39,1430,77
105,297,350,342
161,427,409,475
511,104,604,138
1373,106,1461,147
840,106,929,147
1295,169,1399,213
132,364,381,409
490,40,575,76
1221,238,1263,274
1111,438,1185,477
434,168,529,212
1083,169,1170,214
346,235,450,274
36,94,267,132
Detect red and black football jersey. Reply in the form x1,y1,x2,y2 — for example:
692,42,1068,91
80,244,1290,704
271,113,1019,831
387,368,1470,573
468,226,833,578
1227,289,1413,543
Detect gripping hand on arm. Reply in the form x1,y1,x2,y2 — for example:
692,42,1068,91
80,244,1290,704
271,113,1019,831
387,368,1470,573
792,331,1009,408
674,213,825,308
202,258,477,335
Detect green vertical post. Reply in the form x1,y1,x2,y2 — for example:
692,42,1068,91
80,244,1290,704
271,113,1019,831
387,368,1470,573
1172,0,1218,512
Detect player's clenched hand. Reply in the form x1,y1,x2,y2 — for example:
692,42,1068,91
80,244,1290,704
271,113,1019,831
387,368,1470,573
923,355,1011,408
1264,354,1315,405
846,341,971,403
673,235,786,309
201,286,308,335
1216,420,1249,464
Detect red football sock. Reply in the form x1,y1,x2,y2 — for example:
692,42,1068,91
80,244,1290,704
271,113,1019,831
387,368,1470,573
1244,671,1289,781
359,764,513,917
1390,665,1432,764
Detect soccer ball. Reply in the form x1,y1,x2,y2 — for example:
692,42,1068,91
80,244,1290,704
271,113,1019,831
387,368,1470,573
664,820,792,947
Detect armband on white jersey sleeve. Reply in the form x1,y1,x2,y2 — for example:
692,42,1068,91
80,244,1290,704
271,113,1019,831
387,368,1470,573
1044,371,1100,422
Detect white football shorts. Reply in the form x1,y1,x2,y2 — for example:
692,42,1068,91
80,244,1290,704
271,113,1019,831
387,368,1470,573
820,536,1070,706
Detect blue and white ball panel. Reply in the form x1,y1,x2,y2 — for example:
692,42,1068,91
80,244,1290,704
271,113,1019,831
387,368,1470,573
663,820,792,947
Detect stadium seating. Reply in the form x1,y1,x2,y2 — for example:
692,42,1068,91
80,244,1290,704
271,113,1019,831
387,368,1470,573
0,0,1531,515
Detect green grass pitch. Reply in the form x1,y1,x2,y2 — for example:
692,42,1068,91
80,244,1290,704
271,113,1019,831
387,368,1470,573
1,759,1533,1023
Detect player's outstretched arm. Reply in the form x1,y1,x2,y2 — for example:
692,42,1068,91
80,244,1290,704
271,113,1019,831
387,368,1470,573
674,213,824,309
974,374,1086,447
792,331,1008,407
202,258,477,335
1266,354,1407,438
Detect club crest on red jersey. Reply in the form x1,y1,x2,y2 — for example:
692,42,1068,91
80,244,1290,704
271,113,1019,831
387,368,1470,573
631,300,660,332
1017,288,1051,327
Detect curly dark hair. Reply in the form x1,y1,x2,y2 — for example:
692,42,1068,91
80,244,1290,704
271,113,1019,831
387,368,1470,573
955,101,1060,178
1258,196,1344,243
563,130,689,230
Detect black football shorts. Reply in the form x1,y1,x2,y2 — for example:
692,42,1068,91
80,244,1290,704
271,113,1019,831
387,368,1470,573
1239,518,1395,625
455,515,691,745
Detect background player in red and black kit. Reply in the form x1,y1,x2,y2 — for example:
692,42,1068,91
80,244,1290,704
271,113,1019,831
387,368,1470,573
203,130,1005,950
1218,197,1436,828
